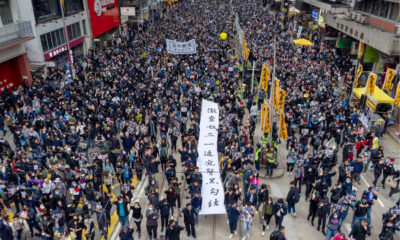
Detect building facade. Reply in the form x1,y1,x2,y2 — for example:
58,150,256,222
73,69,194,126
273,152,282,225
0,0,34,91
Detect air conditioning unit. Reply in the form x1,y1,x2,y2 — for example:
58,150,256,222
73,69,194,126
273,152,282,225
351,12,358,21
345,12,352,19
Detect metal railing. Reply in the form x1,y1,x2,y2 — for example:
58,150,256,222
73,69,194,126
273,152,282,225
0,21,34,47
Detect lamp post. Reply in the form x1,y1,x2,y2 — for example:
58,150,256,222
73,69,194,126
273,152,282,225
58,0,75,81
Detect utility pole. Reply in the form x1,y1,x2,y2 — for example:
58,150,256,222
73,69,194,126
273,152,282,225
251,60,256,95
58,0,75,81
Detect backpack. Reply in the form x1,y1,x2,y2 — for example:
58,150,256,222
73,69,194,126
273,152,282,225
160,147,168,158
292,188,300,203
270,230,281,240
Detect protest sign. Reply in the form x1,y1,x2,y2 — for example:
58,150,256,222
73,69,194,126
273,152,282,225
166,39,197,54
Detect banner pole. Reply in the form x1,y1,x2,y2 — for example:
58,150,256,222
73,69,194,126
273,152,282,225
212,215,216,240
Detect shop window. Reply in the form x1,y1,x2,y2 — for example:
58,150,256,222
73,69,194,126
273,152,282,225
32,0,61,23
64,0,83,15
0,0,13,26
40,28,66,52
389,3,399,22
372,0,381,16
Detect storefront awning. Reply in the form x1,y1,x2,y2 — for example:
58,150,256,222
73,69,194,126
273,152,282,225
293,39,313,46
352,87,395,104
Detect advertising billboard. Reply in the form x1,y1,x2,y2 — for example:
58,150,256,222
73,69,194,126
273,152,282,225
88,0,120,38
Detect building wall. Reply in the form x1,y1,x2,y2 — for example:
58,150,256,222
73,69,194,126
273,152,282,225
15,0,90,66
367,16,396,34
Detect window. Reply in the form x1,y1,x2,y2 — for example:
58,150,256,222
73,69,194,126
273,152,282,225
82,20,87,35
372,0,381,16
40,28,66,52
63,0,83,15
66,22,82,40
389,2,400,22
32,0,61,22
0,0,13,26
379,1,390,18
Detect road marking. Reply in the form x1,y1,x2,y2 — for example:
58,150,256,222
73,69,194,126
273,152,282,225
360,175,384,207
109,177,148,240
383,134,400,152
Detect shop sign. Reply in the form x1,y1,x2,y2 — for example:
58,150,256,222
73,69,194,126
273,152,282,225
312,11,318,21
89,0,120,38
121,7,135,16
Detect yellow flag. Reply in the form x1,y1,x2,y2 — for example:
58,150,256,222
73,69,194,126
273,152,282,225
260,64,270,91
279,112,287,141
273,79,280,107
365,72,377,96
261,104,271,133
354,64,363,88
275,88,286,114
395,82,400,108
383,68,396,91
358,41,364,60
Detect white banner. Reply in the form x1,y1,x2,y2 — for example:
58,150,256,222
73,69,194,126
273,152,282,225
166,39,197,55
198,99,226,215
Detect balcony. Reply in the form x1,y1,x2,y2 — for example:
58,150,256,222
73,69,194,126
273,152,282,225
0,21,34,50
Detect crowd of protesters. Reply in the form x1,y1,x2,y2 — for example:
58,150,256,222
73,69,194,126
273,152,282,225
0,0,399,240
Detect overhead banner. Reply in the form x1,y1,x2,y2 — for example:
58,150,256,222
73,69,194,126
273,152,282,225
365,72,377,95
383,68,396,91
275,88,286,114
166,39,197,55
197,99,226,215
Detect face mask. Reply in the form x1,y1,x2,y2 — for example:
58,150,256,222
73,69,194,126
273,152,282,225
149,208,152,211
119,201,123,203
268,201,272,204
55,192,59,195
73,184,77,187
333,215,338,219
346,180,350,184
338,186,341,189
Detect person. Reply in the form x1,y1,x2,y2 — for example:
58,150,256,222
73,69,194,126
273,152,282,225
307,191,321,226
317,199,330,235
262,197,274,236
379,218,400,240
96,204,108,240
166,219,185,240
362,187,377,226
131,202,143,238
159,199,171,232
181,203,197,239
325,211,340,240
352,196,370,227
270,226,286,240
254,143,262,171
84,214,95,240
119,225,135,240
388,170,400,201
257,183,269,210
244,186,258,208
266,146,276,177
241,202,255,240
191,190,202,224
333,233,348,240
349,219,371,240
273,199,287,230
286,181,300,216
114,195,130,227
146,203,159,240
227,201,240,238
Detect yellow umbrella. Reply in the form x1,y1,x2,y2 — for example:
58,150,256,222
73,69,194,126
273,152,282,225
293,39,313,46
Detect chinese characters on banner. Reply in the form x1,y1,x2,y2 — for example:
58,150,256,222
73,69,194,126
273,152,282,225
279,112,287,141
354,64,363,88
197,100,226,215
272,79,280,106
261,104,271,133
395,82,400,108
365,72,377,95
383,68,396,91
260,64,270,92
358,41,364,60
275,88,286,114
166,39,197,55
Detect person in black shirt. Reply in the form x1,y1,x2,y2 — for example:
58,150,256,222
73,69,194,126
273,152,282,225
180,203,197,239
166,219,185,240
